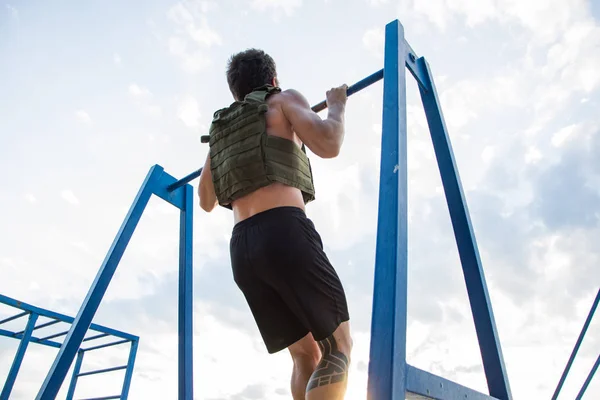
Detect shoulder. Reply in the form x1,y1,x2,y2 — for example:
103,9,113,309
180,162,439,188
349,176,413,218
278,88,311,108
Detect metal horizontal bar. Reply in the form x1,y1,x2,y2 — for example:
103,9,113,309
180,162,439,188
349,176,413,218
38,329,69,341
167,168,202,192
311,68,384,113
0,294,138,341
177,69,384,190
82,333,109,342
0,311,28,325
15,318,61,335
0,328,63,348
77,365,128,378
77,396,120,400
406,364,499,400
82,339,130,352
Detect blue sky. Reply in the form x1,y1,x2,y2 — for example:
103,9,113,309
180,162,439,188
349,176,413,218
1,0,599,399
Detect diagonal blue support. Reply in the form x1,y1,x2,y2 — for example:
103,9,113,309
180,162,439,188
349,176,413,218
552,288,599,400
36,165,164,399
417,56,512,399
1,313,38,400
179,184,194,399
367,19,408,400
576,353,599,400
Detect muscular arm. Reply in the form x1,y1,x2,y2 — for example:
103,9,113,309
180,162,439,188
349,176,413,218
281,89,346,158
198,153,218,212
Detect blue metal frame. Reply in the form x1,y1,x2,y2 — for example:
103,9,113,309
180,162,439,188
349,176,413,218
35,165,194,400
417,57,511,399
367,19,512,399
21,18,524,400
0,294,139,400
367,19,408,400
552,288,599,400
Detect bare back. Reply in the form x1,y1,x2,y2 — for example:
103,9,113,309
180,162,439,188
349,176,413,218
231,91,305,223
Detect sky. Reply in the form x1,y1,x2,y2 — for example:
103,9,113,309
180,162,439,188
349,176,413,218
0,0,599,399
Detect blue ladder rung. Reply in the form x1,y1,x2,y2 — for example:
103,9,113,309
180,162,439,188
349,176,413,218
0,311,28,325
77,365,127,377
77,396,120,400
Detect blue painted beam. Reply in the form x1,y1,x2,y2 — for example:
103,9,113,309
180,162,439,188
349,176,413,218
38,329,69,341
179,184,194,399
65,351,84,400
81,338,130,352
0,294,138,342
406,364,499,400
1,313,38,400
575,353,599,400
14,318,61,335
367,19,408,400
0,311,28,326
416,55,512,400
552,288,599,400
82,333,110,342
77,365,128,377
403,40,429,92
121,339,139,400
0,328,62,349
153,165,186,210
36,165,163,400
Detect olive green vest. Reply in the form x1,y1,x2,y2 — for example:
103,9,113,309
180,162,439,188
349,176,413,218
208,84,316,209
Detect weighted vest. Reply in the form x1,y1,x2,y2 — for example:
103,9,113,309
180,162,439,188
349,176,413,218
208,84,316,209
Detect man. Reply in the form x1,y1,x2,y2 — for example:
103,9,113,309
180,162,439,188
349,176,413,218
198,48,352,400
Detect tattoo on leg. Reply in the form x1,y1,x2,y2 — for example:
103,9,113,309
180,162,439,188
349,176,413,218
306,336,349,391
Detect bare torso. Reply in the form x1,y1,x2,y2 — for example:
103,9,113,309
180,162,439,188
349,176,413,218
231,91,306,224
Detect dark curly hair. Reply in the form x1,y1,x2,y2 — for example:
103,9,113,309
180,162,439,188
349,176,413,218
226,48,278,101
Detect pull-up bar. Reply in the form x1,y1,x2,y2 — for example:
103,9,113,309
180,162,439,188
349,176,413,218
166,68,384,192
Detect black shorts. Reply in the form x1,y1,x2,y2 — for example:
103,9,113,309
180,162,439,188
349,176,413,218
230,206,350,354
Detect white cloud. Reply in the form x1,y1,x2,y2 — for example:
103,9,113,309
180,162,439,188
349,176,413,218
166,2,221,73
6,4,18,21
251,0,302,17
128,84,162,116
366,0,388,6
551,124,579,147
113,53,122,65
24,193,36,204
60,190,79,205
75,110,92,125
525,146,543,164
128,83,151,97
177,95,202,128
362,27,384,58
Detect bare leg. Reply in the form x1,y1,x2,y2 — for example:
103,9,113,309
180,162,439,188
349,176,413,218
306,321,353,400
289,333,322,400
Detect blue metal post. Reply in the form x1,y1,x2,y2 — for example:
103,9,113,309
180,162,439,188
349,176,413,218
36,166,164,400
367,19,408,400
179,184,194,399
120,340,139,400
1,313,38,400
576,353,599,400
65,351,85,400
552,288,599,400
417,57,512,399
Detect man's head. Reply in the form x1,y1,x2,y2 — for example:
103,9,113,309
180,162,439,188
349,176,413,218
226,48,278,101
